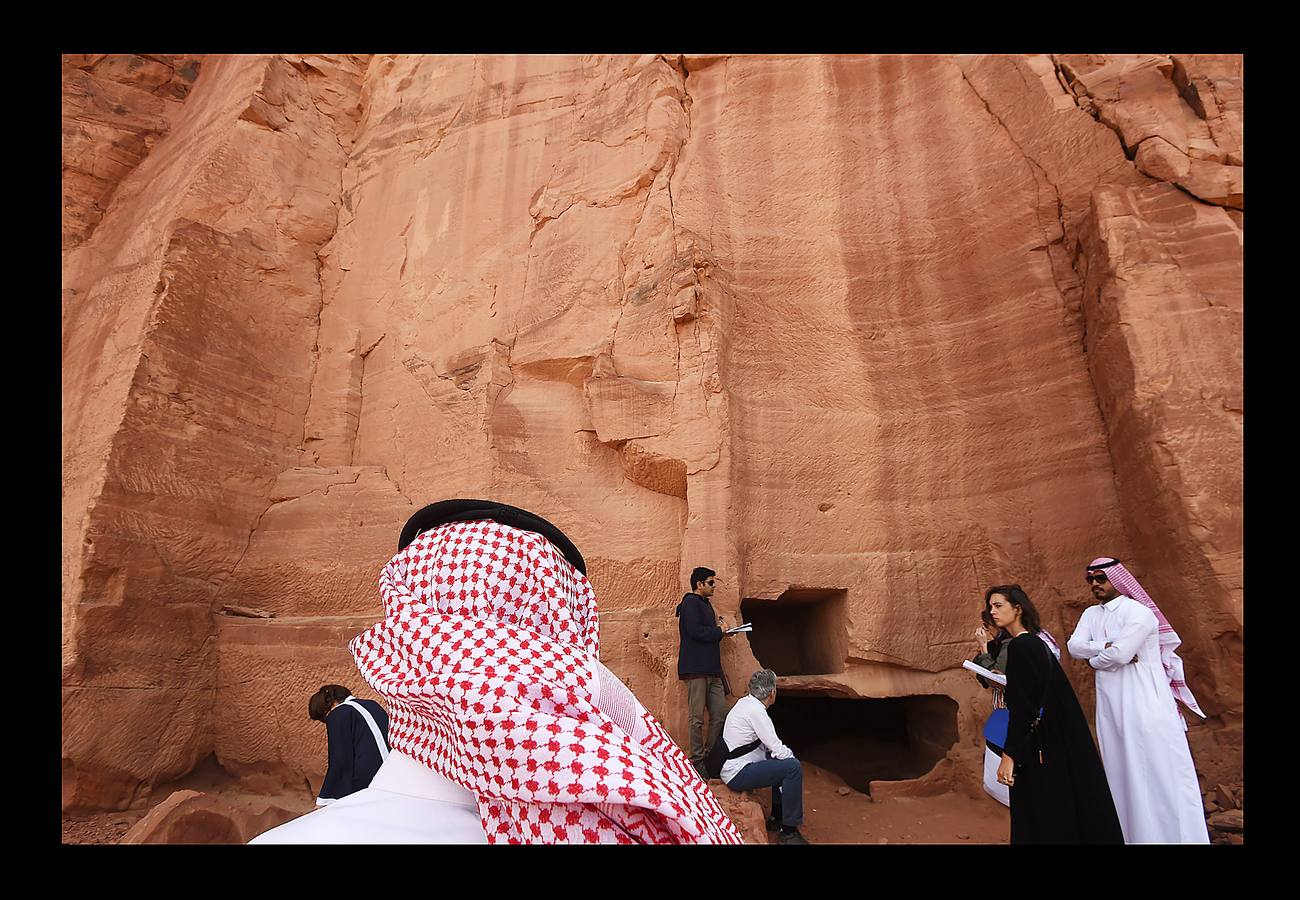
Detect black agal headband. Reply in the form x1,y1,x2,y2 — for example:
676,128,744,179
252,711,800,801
397,498,587,576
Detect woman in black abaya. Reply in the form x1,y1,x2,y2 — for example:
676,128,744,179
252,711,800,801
988,585,1124,844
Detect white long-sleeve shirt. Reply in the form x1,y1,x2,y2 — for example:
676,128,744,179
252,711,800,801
1067,595,1153,670
719,695,793,784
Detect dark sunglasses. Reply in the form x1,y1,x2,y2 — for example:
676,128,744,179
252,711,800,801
705,579,716,586
1085,573,1110,584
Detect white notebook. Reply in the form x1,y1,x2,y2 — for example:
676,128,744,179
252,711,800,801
962,659,1007,686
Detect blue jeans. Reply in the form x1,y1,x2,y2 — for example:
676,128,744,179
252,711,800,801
725,757,803,827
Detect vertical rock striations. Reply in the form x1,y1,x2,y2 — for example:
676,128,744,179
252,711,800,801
1077,182,1243,773
62,55,368,810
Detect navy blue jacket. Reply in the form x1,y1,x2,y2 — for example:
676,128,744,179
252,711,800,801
676,592,724,678
319,698,391,802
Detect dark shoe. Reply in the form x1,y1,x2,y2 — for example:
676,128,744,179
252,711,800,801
765,817,780,832
777,829,810,845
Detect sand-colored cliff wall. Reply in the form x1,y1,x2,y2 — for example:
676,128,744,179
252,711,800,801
61,54,1242,811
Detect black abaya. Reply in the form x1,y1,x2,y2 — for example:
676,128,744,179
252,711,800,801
1003,632,1124,844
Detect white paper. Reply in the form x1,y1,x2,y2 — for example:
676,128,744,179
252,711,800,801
963,659,1007,686
725,623,753,634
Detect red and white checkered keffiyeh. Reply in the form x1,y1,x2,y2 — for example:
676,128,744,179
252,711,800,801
349,518,745,844
1088,557,1206,719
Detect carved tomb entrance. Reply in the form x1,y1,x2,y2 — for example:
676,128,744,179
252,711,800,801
741,587,958,792
767,693,958,792
741,588,847,676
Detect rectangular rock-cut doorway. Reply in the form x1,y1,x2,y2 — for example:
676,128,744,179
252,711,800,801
767,693,959,794
741,588,847,676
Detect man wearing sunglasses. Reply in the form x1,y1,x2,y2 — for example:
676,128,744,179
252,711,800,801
676,566,732,779
1066,558,1209,843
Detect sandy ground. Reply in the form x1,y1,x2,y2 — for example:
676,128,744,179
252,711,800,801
61,754,1241,845
62,809,149,844
773,761,1008,844
60,765,1241,845
62,759,1010,845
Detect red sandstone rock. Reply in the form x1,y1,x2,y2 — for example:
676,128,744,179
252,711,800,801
119,790,297,844
62,54,1243,822
61,55,204,253
214,615,381,784
1180,158,1244,210
62,54,369,811
220,604,274,619
1055,54,1243,210
1135,137,1190,183
708,781,769,844
1078,181,1243,745
870,759,957,802
1206,809,1244,834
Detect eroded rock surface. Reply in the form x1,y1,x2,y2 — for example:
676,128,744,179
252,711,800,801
61,55,204,253
118,789,298,844
62,54,369,811
62,54,1243,818
707,781,769,844
1055,54,1243,209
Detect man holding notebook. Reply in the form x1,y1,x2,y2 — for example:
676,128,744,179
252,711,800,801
675,566,731,779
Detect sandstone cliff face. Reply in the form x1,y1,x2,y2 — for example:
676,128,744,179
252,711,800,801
62,54,1243,813
62,55,204,254
62,54,368,808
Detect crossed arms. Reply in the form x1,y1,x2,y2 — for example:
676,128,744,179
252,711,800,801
1067,607,1154,671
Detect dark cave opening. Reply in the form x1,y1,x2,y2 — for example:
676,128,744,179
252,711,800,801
767,693,959,793
741,588,847,676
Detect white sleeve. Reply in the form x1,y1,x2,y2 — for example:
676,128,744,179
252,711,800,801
1089,608,1154,671
752,706,794,760
1067,610,1105,660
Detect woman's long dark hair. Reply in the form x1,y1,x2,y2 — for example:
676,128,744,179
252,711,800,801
308,684,351,722
984,584,1043,634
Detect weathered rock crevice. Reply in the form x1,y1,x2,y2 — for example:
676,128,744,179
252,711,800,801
1051,54,1242,211
955,64,1076,309
292,59,373,467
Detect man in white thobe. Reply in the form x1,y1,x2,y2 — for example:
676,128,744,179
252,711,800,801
1067,557,1209,844
251,750,489,843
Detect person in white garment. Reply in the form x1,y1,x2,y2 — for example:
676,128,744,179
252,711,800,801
251,499,744,844
715,669,810,845
252,744,489,843
1066,557,1209,844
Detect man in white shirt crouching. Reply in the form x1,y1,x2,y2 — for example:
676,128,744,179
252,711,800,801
719,669,810,845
